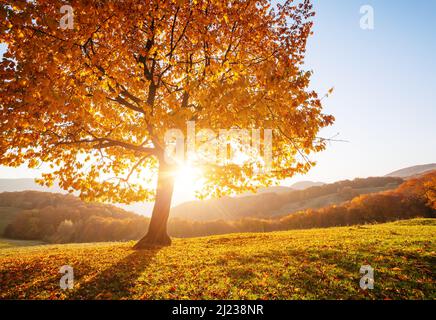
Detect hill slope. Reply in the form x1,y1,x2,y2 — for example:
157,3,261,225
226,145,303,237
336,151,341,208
290,181,325,190
0,218,434,300
0,191,150,243
385,163,436,178
0,178,64,193
171,176,403,221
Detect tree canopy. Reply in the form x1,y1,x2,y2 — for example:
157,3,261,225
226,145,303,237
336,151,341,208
0,0,333,199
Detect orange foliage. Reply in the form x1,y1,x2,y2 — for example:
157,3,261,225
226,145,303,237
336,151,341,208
0,0,333,203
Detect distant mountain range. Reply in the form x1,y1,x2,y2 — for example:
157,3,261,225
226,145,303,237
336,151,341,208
290,181,325,190
0,178,155,215
0,178,64,194
170,163,434,221
385,163,436,178
170,176,403,221
0,163,434,218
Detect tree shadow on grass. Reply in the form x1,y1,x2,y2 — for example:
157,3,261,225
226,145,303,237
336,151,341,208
68,248,160,300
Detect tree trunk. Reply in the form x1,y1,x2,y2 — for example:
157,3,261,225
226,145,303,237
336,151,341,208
134,162,175,249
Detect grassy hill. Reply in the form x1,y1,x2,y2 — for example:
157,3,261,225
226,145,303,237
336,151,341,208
0,218,434,300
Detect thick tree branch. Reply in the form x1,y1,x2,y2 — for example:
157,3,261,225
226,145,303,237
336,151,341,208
56,137,156,155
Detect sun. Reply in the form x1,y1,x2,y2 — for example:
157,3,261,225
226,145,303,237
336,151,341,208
174,163,205,194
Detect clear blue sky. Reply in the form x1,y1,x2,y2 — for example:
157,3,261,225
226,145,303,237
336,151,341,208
289,0,436,183
1,0,435,187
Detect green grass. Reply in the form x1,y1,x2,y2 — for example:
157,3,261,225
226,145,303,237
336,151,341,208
0,238,46,249
0,218,434,300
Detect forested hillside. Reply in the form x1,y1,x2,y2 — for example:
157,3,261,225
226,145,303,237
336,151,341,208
0,192,149,243
0,172,434,243
171,176,404,221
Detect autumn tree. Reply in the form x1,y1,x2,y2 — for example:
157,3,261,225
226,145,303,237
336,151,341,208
424,178,436,210
398,171,436,210
0,0,334,247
